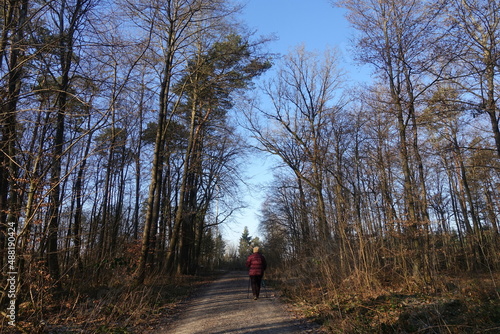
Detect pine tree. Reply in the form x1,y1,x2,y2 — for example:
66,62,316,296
238,226,252,258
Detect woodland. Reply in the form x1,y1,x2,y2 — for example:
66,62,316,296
0,0,500,332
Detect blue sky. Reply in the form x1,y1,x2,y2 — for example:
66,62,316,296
242,0,350,54
222,0,369,248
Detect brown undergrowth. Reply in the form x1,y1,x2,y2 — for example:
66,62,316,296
3,263,499,333
1,269,223,334
268,269,500,333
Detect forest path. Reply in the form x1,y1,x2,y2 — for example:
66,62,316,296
162,271,317,334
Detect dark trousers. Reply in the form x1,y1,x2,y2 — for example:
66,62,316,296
250,275,263,298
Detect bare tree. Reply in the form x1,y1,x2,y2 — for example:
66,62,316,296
39,0,97,284
248,46,346,249
334,0,457,282
0,0,30,309
446,0,500,157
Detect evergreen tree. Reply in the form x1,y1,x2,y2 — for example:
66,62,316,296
238,226,252,257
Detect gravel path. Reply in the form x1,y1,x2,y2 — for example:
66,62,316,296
164,271,315,334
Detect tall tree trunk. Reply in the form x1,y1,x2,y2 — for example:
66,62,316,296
135,99,165,283
297,177,311,255
165,87,200,275
485,62,500,158
0,0,27,281
46,0,90,284
135,45,174,284
133,79,146,240
72,129,91,271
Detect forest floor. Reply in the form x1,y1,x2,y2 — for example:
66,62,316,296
3,270,321,334
270,271,500,333
3,270,500,333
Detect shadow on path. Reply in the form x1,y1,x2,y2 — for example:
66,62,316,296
165,271,310,334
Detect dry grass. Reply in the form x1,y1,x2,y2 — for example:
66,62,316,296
4,258,499,334
2,270,222,334
268,269,500,333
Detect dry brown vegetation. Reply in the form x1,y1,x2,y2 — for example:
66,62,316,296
268,268,500,333
1,260,499,333
1,268,221,334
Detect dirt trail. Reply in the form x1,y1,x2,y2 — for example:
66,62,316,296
163,271,317,334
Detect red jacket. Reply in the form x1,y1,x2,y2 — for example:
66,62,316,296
246,253,267,276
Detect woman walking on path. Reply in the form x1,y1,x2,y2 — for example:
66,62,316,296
246,247,267,300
